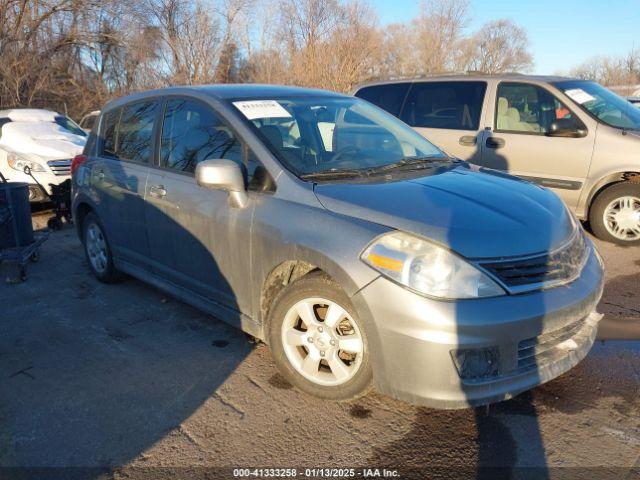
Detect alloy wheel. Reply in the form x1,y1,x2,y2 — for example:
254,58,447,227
281,297,364,387
86,222,108,274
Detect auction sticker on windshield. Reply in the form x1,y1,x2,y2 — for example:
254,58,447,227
233,100,292,120
564,88,596,104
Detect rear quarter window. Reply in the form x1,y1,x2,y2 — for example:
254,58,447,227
100,108,121,158
354,83,411,117
401,81,487,131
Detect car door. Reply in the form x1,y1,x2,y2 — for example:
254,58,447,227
92,100,159,268
480,81,596,210
144,97,255,316
399,81,489,162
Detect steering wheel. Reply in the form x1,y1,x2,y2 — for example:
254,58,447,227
329,145,361,164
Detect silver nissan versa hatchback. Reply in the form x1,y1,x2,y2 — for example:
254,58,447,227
71,85,604,409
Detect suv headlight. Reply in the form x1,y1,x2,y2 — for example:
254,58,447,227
361,231,505,299
6,152,45,172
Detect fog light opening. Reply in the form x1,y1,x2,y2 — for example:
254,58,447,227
451,347,500,381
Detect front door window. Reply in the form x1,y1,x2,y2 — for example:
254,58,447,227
495,83,580,134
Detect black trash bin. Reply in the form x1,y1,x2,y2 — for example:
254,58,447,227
0,182,34,249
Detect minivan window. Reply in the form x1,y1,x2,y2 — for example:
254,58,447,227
160,98,243,173
401,81,486,130
231,96,446,178
554,80,640,130
117,101,158,163
355,83,411,117
495,83,581,134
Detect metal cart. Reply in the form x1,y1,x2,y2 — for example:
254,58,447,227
0,172,48,283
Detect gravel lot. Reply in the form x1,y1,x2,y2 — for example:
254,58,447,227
1,213,639,479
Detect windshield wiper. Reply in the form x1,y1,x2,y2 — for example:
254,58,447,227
300,168,367,181
365,155,449,174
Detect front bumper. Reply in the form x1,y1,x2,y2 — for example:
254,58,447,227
351,241,604,409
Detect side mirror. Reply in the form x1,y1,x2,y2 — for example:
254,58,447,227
195,159,248,208
548,118,587,138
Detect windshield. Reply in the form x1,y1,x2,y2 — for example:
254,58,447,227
54,115,87,137
231,96,447,179
554,80,640,130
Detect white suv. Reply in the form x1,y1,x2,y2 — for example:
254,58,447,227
0,109,87,202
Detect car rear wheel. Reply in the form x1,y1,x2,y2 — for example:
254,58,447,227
267,272,372,401
82,212,123,283
590,182,640,245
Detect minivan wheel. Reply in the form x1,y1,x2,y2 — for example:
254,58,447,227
590,182,640,245
267,272,372,401
82,212,123,283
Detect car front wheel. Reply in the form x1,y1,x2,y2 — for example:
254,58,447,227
267,272,372,401
590,182,640,245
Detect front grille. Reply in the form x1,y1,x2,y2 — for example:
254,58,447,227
478,231,588,293
47,159,71,176
517,318,586,372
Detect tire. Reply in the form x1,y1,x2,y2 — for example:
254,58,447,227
82,212,124,283
266,272,372,401
589,182,640,245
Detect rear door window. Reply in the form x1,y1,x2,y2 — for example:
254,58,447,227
401,81,487,130
355,83,411,117
117,101,159,163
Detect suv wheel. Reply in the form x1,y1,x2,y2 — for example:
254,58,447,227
267,272,372,401
82,212,123,283
590,182,640,245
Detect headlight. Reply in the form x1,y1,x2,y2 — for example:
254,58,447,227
6,152,45,172
361,231,505,299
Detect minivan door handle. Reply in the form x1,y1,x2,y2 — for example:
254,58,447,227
149,185,167,198
486,137,505,149
459,135,477,146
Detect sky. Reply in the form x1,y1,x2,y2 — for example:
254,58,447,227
369,0,640,74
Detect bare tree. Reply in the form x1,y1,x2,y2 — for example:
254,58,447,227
0,0,539,118
382,0,469,77
572,48,640,88
464,19,532,74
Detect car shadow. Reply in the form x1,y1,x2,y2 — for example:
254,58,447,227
0,140,256,475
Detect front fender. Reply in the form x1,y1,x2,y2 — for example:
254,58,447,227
250,196,390,322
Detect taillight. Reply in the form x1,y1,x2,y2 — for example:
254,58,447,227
71,154,87,175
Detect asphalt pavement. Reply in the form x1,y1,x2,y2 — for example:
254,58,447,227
0,215,638,480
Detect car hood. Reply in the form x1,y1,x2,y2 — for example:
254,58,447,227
0,121,85,159
313,164,575,259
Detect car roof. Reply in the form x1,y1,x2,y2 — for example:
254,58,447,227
102,84,347,112
0,108,60,122
354,74,582,91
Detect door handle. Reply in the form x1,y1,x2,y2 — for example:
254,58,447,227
459,135,477,146
486,137,505,149
149,185,167,198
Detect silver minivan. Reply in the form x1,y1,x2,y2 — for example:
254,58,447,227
355,75,640,245
71,85,603,409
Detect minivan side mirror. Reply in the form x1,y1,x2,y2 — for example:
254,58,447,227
195,159,248,208
547,118,587,138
